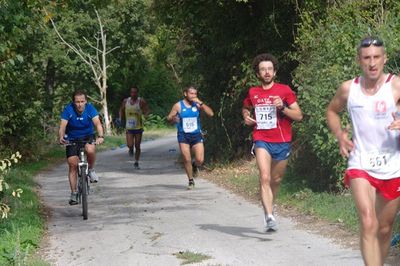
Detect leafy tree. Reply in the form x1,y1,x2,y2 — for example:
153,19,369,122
0,1,50,157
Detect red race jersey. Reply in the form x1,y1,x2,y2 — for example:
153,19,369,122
243,83,297,143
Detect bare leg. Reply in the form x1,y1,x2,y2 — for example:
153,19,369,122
270,159,288,204
255,148,274,216
191,142,204,166
126,132,134,155
350,178,381,266
376,194,400,262
133,133,143,162
85,143,96,169
179,143,193,179
67,156,79,192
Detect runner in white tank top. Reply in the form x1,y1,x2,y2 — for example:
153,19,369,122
327,36,400,265
347,74,400,179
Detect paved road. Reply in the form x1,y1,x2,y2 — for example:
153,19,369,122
38,135,366,266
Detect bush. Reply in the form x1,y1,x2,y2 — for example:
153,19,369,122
292,0,400,191
0,152,22,219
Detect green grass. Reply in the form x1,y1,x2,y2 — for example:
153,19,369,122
279,185,359,232
173,250,212,265
0,169,46,265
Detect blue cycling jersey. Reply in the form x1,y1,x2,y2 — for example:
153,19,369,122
61,103,99,140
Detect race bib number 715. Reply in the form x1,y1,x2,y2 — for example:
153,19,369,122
254,105,277,130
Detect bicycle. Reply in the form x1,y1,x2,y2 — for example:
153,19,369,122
66,140,93,220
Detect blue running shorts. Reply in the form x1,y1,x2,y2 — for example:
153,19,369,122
177,132,203,147
253,141,291,161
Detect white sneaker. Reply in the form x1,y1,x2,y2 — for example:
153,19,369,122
264,213,278,232
88,169,99,183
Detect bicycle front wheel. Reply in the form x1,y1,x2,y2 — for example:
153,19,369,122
80,166,88,220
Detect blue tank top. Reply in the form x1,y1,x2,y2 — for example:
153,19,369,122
177,100,201,134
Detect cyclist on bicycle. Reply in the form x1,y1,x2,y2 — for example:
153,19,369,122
58,90,104,205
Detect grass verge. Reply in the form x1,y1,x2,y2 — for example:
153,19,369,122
202,158,400,253
0,129,172,265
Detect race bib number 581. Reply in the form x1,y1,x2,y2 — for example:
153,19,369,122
360,151,390,170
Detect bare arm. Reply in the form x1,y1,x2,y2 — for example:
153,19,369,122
166,102,180,124
92,116,104,145
119,99,127,120
58,119,68,144
198,103,214,117
242,105,256,126
326,80,354,157
388,75,400,130
140,98,150,117
281,101,303,122
192,97,214,117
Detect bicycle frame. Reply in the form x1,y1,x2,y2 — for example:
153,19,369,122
77,144,90,220
67,140,92,220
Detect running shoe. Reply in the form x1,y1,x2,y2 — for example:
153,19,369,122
69,192,78,205
264,215,278,232
88,169,99,183
187,179,195,190
192,161,199,178
129,148,134,157
134,161,140,169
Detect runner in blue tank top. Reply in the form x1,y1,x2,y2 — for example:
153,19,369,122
167,85,214,189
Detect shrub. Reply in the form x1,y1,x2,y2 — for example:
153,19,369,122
292,0,400,191
0,152,22,219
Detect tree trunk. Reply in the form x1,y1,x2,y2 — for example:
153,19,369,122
45,57,55,114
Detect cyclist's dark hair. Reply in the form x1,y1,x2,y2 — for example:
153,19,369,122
72,90,87,102
130,86,139,92
252,53,279,74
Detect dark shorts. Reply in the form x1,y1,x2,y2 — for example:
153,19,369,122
126,129,144,135
66,135,95,158
177,132,203,147
253,141,291,161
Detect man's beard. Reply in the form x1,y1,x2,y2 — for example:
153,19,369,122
261,76,274,85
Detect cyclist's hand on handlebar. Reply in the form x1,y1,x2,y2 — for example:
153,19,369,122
95,137,104,145
59,137,68,145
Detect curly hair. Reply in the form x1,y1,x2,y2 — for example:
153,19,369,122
252,53,279,74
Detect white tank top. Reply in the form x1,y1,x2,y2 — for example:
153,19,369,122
347,74,400,179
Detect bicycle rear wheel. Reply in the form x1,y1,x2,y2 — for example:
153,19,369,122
80,166,88,220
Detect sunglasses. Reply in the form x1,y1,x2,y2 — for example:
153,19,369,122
359,37,384,48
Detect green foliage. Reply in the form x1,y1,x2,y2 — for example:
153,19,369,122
0,152,22,219
292,0,400,191
152,0,299,161
0,1,50,157
144,114,167,129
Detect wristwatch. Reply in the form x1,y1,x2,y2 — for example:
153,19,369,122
98,136,104,138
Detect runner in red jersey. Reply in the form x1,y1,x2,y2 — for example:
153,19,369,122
242,53,303,232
